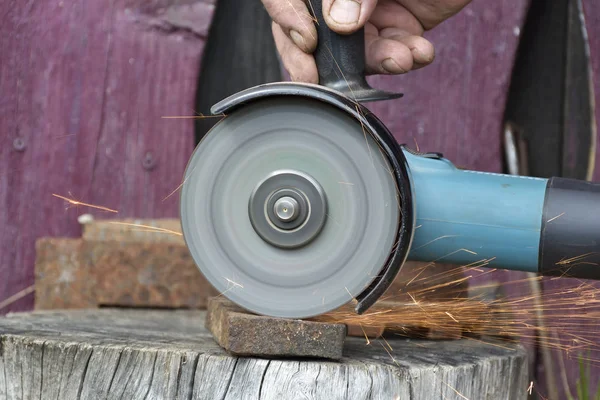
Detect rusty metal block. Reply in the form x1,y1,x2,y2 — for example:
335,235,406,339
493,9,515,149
34,237,219,310
35,238,95,309
206,297,347,360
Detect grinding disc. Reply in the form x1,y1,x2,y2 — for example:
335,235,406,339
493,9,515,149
180,97,401,318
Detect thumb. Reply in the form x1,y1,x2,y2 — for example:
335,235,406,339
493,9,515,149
322,0,378,34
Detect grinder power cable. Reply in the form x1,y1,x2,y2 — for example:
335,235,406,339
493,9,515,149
180,0,600,319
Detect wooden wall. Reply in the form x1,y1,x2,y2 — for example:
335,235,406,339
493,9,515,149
366,2,528,172
2,0,600,398
0,0,217,312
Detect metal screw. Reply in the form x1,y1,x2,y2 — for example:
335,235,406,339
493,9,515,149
13,137,26,152
142,152,157,170
274,196,299,222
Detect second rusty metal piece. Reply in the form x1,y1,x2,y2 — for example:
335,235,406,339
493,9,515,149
205,297,347,360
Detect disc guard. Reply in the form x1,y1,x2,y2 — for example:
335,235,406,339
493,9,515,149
180,94,407,318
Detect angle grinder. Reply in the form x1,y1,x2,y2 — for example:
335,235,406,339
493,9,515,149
180,0,600,319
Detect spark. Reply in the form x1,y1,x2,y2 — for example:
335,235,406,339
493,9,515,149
410,235,461,251
163,181,185,201
406,264,429,286
164,161,203,202
0,285,35,311
381,336,394,351
407,292,418,305
445,312,459,323
546,212,565,223
161,113,225,119
527,381,533,395
413,137,420,152
310,260,600,369
378,339,399,366
459,248,478,255
324,212,341,227
215,277,244,298
107,221,182,236
52,193,118,213
557,252,597,265
225,278,244,289
345,286,357,305
289,0,317,39
359,325,371,345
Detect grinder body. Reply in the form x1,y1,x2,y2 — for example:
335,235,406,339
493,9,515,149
179,0,600,318
405,149,600,279
211,83,600,283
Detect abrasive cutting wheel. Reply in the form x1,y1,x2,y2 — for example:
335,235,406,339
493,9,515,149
179,96,403,318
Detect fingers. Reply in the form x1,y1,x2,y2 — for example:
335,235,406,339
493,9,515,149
262,0,318,53
321,0,379,34
364,25,434,75
363,0,435,75
272,22,319,83
382,28,435,69
396,0,472,30
369,0,425,35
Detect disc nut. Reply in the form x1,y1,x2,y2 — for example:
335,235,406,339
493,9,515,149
274,196,299,222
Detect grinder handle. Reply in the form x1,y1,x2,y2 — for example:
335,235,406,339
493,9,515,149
308,0,402,103
537,177,600,280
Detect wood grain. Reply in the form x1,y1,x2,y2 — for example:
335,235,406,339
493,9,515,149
34,237,219,310
0,309,529,399
0,0,215,313
583,0,600,181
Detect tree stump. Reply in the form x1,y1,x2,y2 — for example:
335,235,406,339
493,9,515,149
0,309,528,399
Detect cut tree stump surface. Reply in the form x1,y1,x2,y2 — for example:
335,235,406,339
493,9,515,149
0,309,528,399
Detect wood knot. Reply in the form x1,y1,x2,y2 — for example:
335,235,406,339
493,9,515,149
13,137,26,152
142,152,157,170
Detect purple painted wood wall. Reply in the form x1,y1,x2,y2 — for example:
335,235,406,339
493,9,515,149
367,2,528,172
3,0,600,397
0,0,216,312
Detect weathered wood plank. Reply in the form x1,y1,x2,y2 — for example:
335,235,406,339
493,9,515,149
0,0,215,313
35,237,218,310
0,309,528,399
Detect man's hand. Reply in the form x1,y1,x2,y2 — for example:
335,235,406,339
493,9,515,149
263,0,472,83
